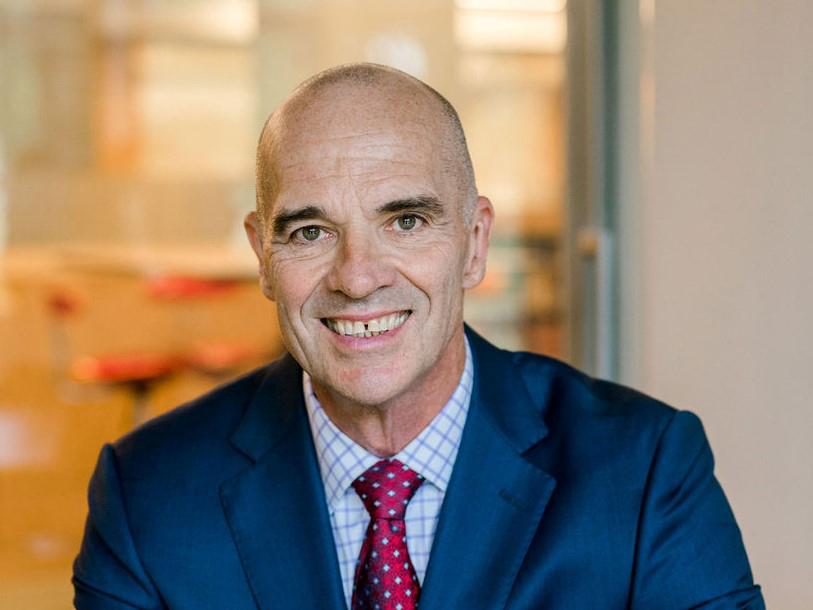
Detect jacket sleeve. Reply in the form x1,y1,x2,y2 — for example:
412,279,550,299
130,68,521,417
629,410,765,609
73,444,165,610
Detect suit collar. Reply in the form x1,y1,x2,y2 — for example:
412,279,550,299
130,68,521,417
464,325,552,451
419,326,558,609
222,353,347,609
228,353,303,463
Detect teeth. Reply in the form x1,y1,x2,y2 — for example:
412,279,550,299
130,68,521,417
325,311,410,337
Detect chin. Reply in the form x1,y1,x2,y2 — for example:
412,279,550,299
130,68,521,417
346,380,406,408
329,366,411,408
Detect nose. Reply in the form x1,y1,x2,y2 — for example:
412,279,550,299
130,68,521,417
324,229,395,299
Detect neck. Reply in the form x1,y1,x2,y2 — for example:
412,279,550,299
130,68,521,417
312,329,467,456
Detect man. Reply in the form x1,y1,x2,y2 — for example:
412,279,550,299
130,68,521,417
73,63,764,609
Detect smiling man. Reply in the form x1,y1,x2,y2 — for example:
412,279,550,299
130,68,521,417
74,64,764,610
244,68,490,459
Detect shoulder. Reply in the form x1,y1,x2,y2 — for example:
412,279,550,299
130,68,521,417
109,358,289,476
512,349,674,417
507,348,704,453
466,326,690,442
88,356,306,529
117,365,263,446
504,349,716,519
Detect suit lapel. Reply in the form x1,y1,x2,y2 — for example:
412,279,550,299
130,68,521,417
419,329,558,610
220,356,346,610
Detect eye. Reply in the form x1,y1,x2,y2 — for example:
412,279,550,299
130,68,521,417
394,214,423,232
293,225,328,242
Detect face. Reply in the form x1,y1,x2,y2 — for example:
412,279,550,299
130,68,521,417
246,85,493,410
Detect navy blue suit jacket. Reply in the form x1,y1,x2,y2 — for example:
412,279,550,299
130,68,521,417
74,328,764,609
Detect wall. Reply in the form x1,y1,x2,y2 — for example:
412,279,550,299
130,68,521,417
617,1,813,607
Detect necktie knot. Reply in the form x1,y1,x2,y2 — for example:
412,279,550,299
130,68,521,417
352,459,424,520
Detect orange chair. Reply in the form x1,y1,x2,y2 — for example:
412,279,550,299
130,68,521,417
70,352,181,427
145,276,267,380
46,277,264,429
46,286,181,428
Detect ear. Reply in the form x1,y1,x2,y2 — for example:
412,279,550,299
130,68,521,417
244,211,276,301
462,196,494,290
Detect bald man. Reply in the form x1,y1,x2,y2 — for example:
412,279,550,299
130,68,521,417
73,64,764,610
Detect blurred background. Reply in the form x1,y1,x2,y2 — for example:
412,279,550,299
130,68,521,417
0,0,810,608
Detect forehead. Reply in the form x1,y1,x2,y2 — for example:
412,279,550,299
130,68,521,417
270,85,453,205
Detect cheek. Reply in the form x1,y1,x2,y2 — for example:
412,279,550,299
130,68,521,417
416,237,466,275
394,240,467,303
268,256,326,313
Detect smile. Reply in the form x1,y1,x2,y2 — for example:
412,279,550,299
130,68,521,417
322,311,411,338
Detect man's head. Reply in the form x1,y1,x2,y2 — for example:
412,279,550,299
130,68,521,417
246,63,493,412
255,63,479,227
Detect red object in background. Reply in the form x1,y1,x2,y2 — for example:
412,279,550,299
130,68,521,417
45,280,261,427
145,276,240,300
46,288,83,318
184,342,262,375
70,352,183,428
71,353,181,384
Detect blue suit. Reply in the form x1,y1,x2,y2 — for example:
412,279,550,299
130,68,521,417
74,328,764,609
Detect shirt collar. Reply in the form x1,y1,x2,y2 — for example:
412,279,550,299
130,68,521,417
303,337,474,511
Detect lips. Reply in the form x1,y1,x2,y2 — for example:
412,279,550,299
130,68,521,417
322,311,411,338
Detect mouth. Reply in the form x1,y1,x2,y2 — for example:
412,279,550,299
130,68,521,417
321,310,412,338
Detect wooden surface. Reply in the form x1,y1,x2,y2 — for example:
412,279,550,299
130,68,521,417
0,247,281,609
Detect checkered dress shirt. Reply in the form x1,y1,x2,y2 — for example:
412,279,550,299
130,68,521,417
303,339,474,609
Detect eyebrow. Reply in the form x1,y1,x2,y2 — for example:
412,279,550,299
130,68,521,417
376,195,445,217
272,205,328,237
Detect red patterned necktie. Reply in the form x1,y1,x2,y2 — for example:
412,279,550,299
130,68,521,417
351,459,425,610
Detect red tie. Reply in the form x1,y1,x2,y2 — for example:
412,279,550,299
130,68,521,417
351,459,425,610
